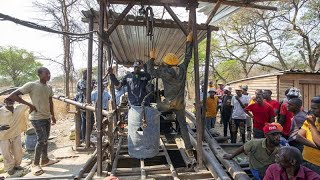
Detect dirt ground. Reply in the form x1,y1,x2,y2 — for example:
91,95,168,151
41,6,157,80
0,100,93,179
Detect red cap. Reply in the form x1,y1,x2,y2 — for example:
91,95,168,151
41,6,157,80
263,123,283,134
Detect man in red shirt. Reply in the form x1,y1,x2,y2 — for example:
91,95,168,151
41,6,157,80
263,90,280,115
279,87,300,139
264,146,320,180
245,93,275,138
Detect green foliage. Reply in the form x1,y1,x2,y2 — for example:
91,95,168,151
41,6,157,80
0,47,43,86
215,60,244,82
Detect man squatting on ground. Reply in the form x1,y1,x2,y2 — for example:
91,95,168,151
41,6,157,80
0,98,28,175
147,33,194,157
7,67,59,176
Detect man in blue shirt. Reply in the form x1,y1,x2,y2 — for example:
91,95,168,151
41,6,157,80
91,81,112,110
108,61,151,106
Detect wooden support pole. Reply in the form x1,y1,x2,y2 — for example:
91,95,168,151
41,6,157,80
205,0,222,25
190,5,204,168
106,3,134,36
201,26,211,136
97,0,106,176
85,12,94,149
75,107,81,147
164,4,188,36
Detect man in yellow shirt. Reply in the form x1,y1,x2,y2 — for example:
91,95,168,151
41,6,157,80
205,88,219,130
0,98,28,175
298,95,320,174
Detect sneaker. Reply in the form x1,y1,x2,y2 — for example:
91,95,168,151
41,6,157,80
7,168,15,175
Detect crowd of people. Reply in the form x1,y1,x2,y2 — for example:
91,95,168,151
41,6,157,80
201,82,320,179
1,31,319,180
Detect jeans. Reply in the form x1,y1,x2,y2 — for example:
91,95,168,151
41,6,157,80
80,111,95,141
250,169,262,180
246,116,252,140
303,161,320,174
205,117,216,130
221,112,231,137
31,119,51,165
175,109,192,150
230,119,246,143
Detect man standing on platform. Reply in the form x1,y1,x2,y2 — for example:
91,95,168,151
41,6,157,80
147,33,194,158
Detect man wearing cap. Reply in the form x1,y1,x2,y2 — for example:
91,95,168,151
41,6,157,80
147,33,194,157
298,95,320,174
91,81,112,110
245,93,276,139
205,88,219,130
108,60,151,106
224,123,282,179
264,146,320,179
279,87,301,139
230,87,250,143
221,86,233,137
287,98,307,152
0,98,28,175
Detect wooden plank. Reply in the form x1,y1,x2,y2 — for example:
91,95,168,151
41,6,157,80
309,84,315,110
303,84,309,110
316,84,320,96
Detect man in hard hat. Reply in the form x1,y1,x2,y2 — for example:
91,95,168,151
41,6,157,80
147,33,194,157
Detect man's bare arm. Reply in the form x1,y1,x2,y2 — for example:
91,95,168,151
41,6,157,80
7,91,36,113
49,97,56,125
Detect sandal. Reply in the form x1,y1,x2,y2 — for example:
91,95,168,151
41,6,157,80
32,165,44,176
41,159,60,167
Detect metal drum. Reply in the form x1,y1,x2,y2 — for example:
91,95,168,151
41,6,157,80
128,105,160,159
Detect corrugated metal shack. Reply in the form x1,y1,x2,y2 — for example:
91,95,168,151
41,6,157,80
227,69,320,110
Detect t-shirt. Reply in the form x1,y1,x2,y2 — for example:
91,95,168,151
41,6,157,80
301,119,320,166
264,99,280,113
244,138,279,175
0,105,28,140
279,102,294,136
245,102,275,130
288,111,307,141
264,164,320,180
222,95,233,114
231,95,250,119
18,80,54,120
91,90,112,110
206,96,218,118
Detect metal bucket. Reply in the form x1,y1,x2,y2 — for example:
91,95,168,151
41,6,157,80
128,105,160,159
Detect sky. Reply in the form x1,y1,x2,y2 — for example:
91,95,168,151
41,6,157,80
0,1,211,78
0,0,91,77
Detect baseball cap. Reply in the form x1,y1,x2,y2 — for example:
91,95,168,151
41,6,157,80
263,123,283,134
208,88,216,92
133,61,142,67
223,86,232,92
241,85,248,91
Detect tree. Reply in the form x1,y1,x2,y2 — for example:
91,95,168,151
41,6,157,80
0,47,43,86
33,0,82,98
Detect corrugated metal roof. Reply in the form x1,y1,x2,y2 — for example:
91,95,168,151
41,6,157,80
227,69,320,84
198,2,240,25
82,10,208,66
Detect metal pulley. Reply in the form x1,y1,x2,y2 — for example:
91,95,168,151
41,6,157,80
145,6,154,39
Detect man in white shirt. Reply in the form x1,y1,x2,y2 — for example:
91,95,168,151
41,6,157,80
230,87,249,143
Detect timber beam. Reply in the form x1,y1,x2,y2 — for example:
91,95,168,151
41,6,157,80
107,0,277,11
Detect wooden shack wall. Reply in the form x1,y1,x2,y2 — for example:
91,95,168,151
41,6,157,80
227,75,278,99
279,74,320,110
